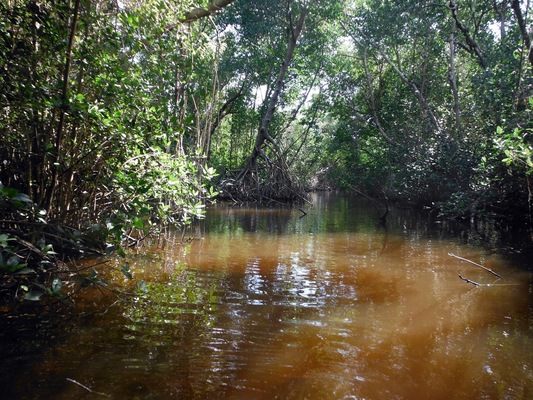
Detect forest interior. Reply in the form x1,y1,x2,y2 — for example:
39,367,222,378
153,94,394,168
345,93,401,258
1,0,532,305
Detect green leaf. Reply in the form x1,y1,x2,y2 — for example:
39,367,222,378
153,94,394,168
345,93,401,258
2,187,19,198
96,278,108,287
24,289,45,301
117,246,126,258
7,255,22,268
14,267,36,275
133,217,145,229
42,244,57,255
0,234,15,247
121,262,133,279
51,278,62,295
13,193,33,203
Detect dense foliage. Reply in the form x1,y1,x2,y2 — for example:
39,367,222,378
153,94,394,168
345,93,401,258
0,0,220,301
317,0,533,222
1,0,532,301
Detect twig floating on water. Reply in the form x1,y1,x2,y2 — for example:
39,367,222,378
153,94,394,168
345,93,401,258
66,378,111,398
448,253,502,278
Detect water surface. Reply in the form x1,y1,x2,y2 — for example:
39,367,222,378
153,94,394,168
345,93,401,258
2,193,532,399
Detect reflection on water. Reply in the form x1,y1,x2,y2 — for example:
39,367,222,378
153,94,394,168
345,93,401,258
1,192,533,399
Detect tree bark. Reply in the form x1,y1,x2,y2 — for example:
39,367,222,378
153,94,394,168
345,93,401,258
237,7,309,182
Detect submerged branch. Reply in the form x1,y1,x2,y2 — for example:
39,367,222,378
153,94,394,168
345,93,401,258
66,378,111,398
448,253,502,278
458,274,481,286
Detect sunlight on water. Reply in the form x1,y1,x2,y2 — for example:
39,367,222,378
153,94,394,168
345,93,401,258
3,193,532,399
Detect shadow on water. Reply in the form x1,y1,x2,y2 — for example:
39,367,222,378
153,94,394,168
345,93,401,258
1,192,532,399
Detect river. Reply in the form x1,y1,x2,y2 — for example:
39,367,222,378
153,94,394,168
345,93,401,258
1,192,532,399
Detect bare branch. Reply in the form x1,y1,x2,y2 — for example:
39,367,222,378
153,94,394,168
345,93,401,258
449,253,502,278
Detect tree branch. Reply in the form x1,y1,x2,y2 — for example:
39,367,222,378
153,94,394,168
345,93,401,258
448,0,487,68
182,0,237,22
374,45,441,131
449,253,502,278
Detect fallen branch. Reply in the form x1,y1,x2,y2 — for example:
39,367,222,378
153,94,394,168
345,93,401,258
66,378,111,398
448,253,502,278
458,274,481,287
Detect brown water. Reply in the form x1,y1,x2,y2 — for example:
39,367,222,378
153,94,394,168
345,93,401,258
1,192,533,399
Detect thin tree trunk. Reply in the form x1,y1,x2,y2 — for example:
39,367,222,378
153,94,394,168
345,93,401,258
449,19,462,137
237,7,309,182
362,48,396,146
207,82,246,160
340,22,397,143
511,0,533,70
46,0,81,216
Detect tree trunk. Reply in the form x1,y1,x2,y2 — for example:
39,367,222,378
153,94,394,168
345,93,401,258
237,7,309,182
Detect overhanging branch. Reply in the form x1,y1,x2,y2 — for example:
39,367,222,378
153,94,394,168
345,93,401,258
182,0,237,22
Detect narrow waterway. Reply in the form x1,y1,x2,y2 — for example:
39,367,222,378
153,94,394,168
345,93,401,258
1,192,532,399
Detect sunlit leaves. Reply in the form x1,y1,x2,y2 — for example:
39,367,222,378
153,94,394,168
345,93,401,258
495,126,533,175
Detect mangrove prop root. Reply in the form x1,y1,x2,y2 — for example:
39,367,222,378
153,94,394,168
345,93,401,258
448,253,502,278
